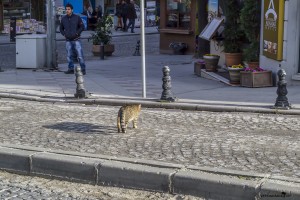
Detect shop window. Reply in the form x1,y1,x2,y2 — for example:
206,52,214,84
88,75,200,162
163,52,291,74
166,0,191,29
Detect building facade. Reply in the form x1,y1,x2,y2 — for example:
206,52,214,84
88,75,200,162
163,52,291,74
260,0,300,85
159,0,300,85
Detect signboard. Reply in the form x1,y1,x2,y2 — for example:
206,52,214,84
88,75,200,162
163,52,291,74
199,17,224,41
263,0,284,60
79,15,87,30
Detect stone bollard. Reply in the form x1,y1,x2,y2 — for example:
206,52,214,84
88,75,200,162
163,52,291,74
133,40,141,56
273,68,292,109
160,66,177,102
74,66,89,98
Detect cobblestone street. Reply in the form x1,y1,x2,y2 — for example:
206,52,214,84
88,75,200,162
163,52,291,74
0,98,299,179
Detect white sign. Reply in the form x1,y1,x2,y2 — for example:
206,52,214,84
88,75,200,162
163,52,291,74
199,17,224,41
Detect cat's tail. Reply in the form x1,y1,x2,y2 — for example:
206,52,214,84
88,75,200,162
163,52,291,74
117,109,122,133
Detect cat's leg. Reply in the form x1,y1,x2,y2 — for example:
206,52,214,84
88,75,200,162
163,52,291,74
117,116,121,132
133,118,138,128
117,109,122,133
122,122,127,133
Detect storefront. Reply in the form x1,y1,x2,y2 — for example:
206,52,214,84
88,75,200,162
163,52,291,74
197,0,300,85
159,0,195,54
1,0,46,34
159,0,210,55
259,0,300,85
0,0,104,34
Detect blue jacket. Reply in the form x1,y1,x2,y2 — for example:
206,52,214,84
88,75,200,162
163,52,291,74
60,13,84,41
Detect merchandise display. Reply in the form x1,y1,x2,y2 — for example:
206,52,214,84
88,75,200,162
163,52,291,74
1,0,46,34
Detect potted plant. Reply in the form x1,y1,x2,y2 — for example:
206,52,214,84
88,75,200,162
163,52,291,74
169,42,188,55
90,14,115,56
240,0,261,69
203,54,220,72
222,0,244,67
227,64,244,84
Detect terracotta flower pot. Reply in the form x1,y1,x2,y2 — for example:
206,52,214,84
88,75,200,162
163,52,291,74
225,53,243,67
92,44,115,56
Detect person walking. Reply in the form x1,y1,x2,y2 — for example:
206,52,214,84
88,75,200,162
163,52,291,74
121,0,128,32
126,0,137,33
90,6,102,30
60,3,86,75
115,0,123,31
96,5,103,20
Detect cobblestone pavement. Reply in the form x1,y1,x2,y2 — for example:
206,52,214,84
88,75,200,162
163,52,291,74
0,171,200,200
0,99,299,179
0,34,159,70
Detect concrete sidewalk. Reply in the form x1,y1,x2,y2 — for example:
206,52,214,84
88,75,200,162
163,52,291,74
0,54,299,114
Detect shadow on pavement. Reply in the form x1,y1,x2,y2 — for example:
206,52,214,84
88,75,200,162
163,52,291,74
43,122,115,135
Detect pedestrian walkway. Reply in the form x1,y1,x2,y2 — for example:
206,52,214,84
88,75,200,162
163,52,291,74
1,25,299,112
0,54,299,114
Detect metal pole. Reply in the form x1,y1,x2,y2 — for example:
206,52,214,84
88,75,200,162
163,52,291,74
140,0,146,98
46,0,53,68
51,0,57,69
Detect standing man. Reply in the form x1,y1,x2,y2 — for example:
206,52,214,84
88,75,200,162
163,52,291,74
60,3,86,75
126,0,137,33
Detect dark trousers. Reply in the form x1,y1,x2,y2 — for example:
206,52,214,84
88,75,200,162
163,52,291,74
127,18,135,32
122,17,127,31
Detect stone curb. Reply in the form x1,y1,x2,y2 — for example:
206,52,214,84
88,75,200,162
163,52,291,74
0,144,299,199
0,92,300,115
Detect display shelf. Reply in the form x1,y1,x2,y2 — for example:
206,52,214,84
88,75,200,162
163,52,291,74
2,0,30,20
3,7,27,10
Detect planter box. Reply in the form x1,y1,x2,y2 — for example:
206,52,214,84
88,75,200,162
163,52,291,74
240,71,273,88
194,61,205,76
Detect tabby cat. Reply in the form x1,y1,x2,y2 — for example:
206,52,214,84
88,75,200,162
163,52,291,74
117,104,141,133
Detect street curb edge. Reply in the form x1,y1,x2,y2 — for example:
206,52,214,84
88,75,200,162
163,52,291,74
0,145,299,199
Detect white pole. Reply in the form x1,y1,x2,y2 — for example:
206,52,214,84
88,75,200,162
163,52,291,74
51,0,57,69
46,0,52,68
140,0,146,98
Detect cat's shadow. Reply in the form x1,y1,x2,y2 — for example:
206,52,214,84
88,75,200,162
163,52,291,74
43,122,116,135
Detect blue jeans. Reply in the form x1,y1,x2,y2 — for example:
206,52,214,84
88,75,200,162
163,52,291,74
66,40,86,71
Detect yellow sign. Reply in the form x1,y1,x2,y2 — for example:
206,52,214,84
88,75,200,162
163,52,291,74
263,0,284,60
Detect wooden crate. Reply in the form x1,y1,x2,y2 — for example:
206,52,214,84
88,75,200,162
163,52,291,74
240,71,273,87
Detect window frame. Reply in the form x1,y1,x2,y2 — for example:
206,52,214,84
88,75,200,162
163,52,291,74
165,0,191,30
